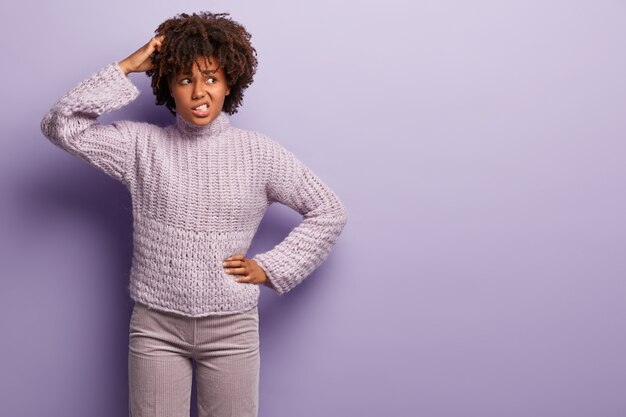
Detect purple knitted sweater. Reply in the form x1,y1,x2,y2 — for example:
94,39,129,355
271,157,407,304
40,62,348,317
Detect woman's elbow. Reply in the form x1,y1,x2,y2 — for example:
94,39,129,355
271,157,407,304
40,109,76,150
40,110,59,142
333,198,348,230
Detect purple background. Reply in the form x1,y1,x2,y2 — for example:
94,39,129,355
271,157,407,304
2,0,625,416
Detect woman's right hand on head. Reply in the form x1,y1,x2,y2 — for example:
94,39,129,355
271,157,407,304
118,35,164,75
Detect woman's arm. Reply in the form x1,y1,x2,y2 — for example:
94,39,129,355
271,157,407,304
251,138,349,295
40,36,163,186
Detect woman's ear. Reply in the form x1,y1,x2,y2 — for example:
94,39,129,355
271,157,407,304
226,87,231,96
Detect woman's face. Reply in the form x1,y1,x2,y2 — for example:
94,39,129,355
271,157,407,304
169,55,230,126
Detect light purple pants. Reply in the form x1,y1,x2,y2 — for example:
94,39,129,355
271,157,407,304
128,301,260,417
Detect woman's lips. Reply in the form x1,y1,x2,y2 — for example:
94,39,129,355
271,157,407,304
191,103,210,117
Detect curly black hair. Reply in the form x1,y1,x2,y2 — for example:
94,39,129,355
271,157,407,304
146,11,258,115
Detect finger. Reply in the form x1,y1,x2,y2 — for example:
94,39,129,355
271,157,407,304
227,254,245,261
235,274,255,283
145,36,161,53
148,41,159,54
225,267,247,275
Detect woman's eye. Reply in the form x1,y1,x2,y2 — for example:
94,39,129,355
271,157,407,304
179,78,192,85
206,77,217,85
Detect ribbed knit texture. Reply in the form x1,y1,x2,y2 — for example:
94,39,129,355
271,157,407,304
41,62,348,317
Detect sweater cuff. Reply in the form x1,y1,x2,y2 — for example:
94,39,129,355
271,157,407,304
252,254,288,295
57,62,140,117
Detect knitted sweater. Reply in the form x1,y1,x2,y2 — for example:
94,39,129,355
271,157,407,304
40,62,348,317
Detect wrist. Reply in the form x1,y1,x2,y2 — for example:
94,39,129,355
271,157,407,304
117,60,131,76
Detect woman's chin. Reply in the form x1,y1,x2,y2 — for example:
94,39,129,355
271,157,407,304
182,113,217,127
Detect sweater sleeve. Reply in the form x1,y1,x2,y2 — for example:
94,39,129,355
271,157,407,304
251,138,348,295
40,62,140,186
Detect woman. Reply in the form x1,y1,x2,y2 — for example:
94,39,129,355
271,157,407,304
40,11,347,417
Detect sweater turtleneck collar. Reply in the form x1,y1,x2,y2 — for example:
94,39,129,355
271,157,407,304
175,111,230,138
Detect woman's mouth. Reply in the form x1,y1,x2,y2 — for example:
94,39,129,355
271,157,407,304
191,103,210,117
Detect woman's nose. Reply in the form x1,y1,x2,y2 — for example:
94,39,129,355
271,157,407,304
192,83,206,100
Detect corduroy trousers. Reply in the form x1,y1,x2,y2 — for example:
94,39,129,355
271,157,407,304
128,301,260,417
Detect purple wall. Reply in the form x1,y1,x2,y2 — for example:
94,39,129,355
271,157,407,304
2,1,625,416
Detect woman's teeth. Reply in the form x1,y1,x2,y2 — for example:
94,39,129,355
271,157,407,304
194,104,208,111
